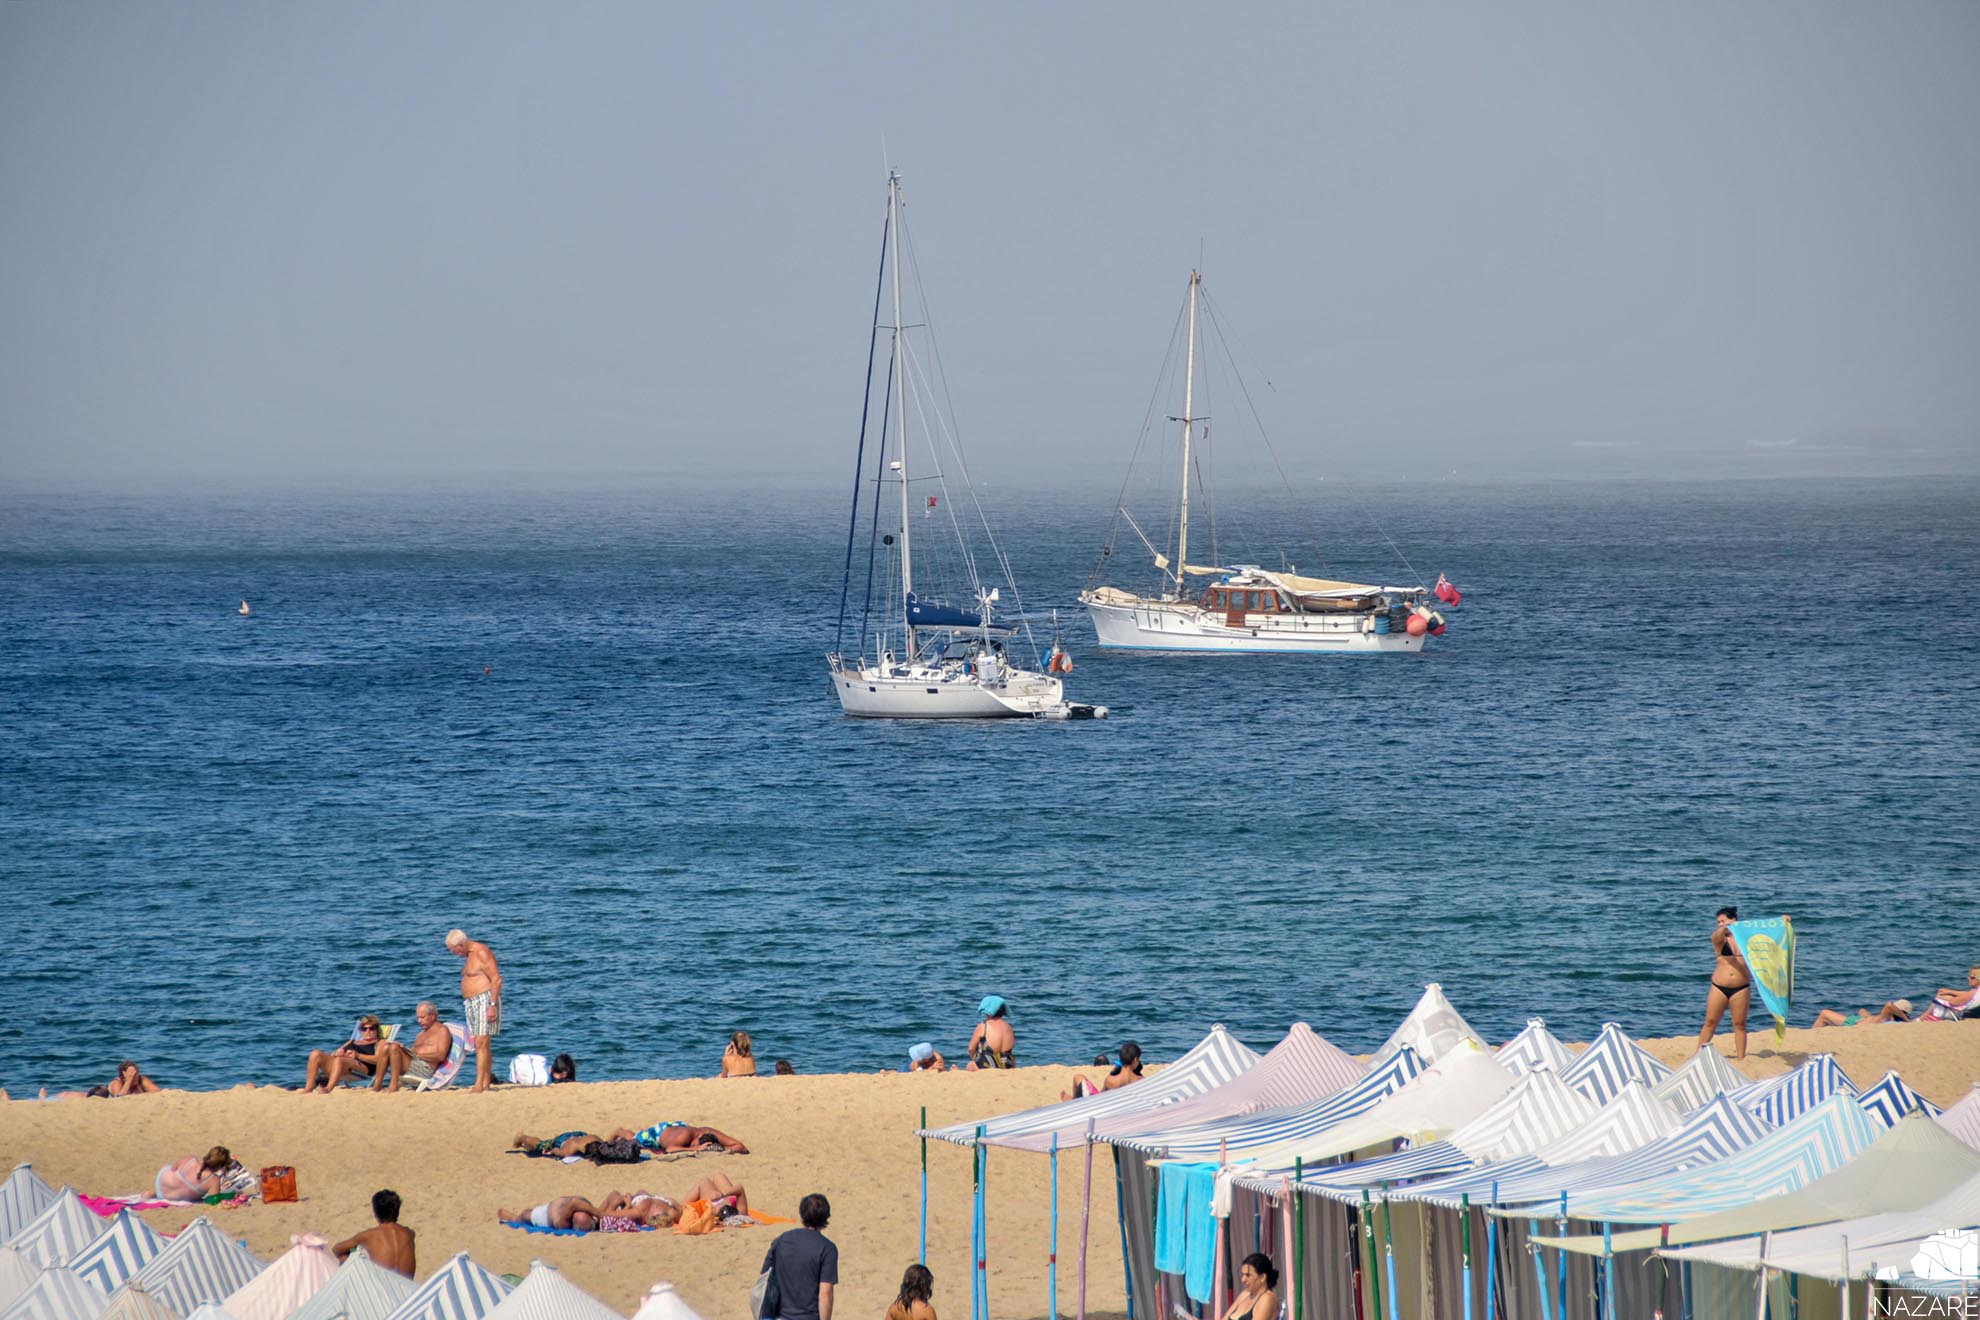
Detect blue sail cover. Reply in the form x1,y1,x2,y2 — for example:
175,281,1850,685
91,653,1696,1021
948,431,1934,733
905,593,983,629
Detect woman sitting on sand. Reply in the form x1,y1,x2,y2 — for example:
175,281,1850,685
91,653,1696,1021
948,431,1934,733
108,1062,162,1096
1063,1042,1143,1100
720,1032,758,1077
886,1265,937,1320
155,1146,234,1201
303,1017,384,1092
609,1122,750,1154
598,1173,751,1227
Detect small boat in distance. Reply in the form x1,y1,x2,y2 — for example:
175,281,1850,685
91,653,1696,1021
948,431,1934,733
238,599,251,616
1081,270,1447,654
827,172,1104,720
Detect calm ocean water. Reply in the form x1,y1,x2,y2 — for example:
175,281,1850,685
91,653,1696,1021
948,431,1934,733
1,477,1976,1094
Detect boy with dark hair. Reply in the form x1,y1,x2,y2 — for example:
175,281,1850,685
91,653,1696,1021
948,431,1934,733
762,1193,837,1320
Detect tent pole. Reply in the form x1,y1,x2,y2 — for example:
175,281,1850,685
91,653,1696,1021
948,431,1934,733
1554,1195,1567,1320
1380,1189,1399,1320
1050,1134,1060,1320
920,1107,928,1266
1292,1165,1304,1320
972,1127,987,1320
1752,1231,1770,1320
1681,1260,1693,1320
1837,1236,1849,1320
1280,1175,1296,1320
1532,1219,1551,1320
982,1140,992,1320
1484,1184,1498,1320
1601,1223,1614,1320
1114,1147,1135,1320
1212,1140,1228,1320
1078,1123,1095,1320
1461,1195,1473,1320
1361,1189,1382,1320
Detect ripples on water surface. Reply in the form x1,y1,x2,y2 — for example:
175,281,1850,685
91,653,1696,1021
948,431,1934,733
1,478,1975,1092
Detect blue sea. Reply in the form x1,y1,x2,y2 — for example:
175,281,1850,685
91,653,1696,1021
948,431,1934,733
1,477,1976,1094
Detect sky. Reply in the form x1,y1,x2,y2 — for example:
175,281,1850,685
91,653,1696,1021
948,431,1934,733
2,1,1978,490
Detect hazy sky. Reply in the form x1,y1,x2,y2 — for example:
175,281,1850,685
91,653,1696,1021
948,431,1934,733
3,2,1977,489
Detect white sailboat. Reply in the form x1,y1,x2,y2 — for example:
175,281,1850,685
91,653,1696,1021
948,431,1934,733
827,173,1104,720
1081,270,1448,654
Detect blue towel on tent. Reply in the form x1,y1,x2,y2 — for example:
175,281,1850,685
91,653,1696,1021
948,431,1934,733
1154,1162,1202,1274
1182,1164,1219,1303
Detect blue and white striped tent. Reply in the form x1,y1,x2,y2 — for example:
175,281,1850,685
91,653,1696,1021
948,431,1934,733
1858,1070,1942,1128
1113,1046,1425,1158
126,1220,263,1318
1404,1081,1683,1209
1734,1052,1858,1125
381,1254,512,1320
92,1282,174,1320
1484,1093,1774,1217
481,1263,622,1320
1652,1043,1752,1113
1522,1088,1877,1223
1495,1018,1574,1076
1937,1084,1980,1149
0,1170,56,1248
1558,1022,1672,1104
0,1250,43,1312
920,1024,1261,1146
7,1194,104,1271
0,1266,109,1320
68,1216,166,1297
1302,1068,1599,1203
286,1250,412,1320
183,1305,235,1320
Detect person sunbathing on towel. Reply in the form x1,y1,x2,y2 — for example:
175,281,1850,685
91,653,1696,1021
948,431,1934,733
598,1173,750,1227
511,1130,607,1158
497,1196,600,1232
156,1146,234,1201
609,1122,750,1154
372,1002,452,1091
1813,999,1912,1027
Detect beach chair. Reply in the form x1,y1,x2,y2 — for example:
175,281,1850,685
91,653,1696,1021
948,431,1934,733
416,1022,469,1092
1921,995,1973,1023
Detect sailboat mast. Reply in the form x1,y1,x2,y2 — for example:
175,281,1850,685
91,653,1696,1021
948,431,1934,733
889,171,916,658
1174,269,1200,595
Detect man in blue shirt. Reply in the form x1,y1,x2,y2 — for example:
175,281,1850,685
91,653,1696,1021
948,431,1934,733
763,1193,838,1320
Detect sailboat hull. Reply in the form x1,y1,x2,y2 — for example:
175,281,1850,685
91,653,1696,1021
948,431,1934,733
832,664,1068,718
1085,597,1428,654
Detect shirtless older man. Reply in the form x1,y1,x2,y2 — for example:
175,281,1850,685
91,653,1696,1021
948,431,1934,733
333,1190,416,1277
498,1196,600,1232
372,1002,452,1092
446,929,501,1092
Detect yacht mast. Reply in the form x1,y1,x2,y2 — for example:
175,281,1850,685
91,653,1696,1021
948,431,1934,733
889,171,916,658
1174,269,1200,595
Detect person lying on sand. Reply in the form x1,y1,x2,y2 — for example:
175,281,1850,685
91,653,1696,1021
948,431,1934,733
610,1122,750,1154
156,1146,234,1201
332,1189,415,1277
1813,999,1911,1027
598,1173,751,1227
371,1003,452,1091
498,1196,599,1232
512,1131,605,1158
303,1017,383,1092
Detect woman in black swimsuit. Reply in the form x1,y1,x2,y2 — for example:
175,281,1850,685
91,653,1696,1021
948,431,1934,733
1695,905,1752,1060
1219,1254,1280,1320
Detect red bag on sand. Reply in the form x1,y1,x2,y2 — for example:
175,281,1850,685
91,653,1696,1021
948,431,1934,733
260,1167,298,1202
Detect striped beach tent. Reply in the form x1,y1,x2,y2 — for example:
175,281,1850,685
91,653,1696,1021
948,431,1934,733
626,1285,699,1320
0,1251,43,1312
1528,1088,1878,1224
1303,1068,1599,1202
219,1237,335,1320
1485,1093,1774,1217
7,1193,105,1271
68,1216,166,1297
285,1249,414,1320
1559,1109,1980,1255
1659,1166,1980,1278
182,1306,235,1320
1116,1046,1422,1158
0,1170,56,1248
920,1024,1260,1147
1558,1022,1672,1104
1495,1018,1574,1076
481,1263,622,1320
1857,1071,1942,1128
127,1220,263,1318
1734,1052,1858,1125
1405,1081,1682,1208
0,1267,109,1320
1373,983,1484,1066
92,1283,173,1320
1652,1044,1752,1113
1936,1083,1980,1149
994,1023,1363,1153
380,1255,511,1320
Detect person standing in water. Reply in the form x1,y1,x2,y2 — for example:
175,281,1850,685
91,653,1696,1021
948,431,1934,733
1695,905,1752,1060
446,928,501,1092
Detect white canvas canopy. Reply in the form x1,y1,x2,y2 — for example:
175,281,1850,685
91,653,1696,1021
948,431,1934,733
0,1170,56,1248
285,1249,413,1320
0,1267,109,1320
1372,984,1484,1066
220,1237,336,1320
626,1285,702,1320
1939,1084,1980,1149
7,1193,105,1271
1661,1167,1980,1278
481,1263,622,1320
67,1216,166,1298
381,1254,513,1320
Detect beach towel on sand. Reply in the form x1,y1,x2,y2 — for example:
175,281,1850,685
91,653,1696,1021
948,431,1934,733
670,1201,795,1236
504,1220,651,1237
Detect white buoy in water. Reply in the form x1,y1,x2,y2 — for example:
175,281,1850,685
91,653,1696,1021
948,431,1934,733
238,600,251,616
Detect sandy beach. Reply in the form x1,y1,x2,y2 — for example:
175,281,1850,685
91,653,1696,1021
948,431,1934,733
4,1025,1976,1320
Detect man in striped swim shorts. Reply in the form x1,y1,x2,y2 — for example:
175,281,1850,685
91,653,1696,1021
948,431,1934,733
447,928,502,1093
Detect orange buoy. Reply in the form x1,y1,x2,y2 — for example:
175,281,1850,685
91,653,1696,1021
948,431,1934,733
1406,614,1429,637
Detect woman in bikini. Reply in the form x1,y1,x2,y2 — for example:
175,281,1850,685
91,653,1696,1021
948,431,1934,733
511,1130,605,1158
608,1122,750,1154
886,1265,937,1320
720,1032,758,1077
1219,1254,1279,1320
155,1146,233,1201
598,1173,750,1227
1695,905,1752,1060
108,1061,162,1096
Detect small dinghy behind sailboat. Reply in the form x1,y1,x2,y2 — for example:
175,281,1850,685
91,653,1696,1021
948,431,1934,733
827,172,1105,721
